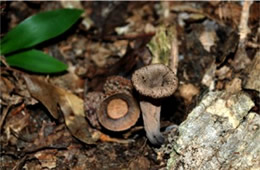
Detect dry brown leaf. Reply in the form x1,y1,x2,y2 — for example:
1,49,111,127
0,72,25,105
199,31,217,52
179,83,200,104
34,149,57,169
215,2,242,27
215,66,232,80
231,44,251,72
86,40,128,67
249,2,260,23
24,75,100,144
22,123,72,153
129,156,150,170
201,62,216,90
225,77,242,94
50,72,84,93
24,76,60,119
1,76,15,93
5,110,30,142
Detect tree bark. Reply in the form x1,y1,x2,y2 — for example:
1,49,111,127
165,90,259,170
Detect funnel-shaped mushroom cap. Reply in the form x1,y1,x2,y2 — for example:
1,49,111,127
97,93,140,131
132,64,178,98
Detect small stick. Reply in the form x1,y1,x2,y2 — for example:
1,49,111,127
11,103,25,115
99,132,134,144
170,26,179,75
246,41,260,49
0,55,10,68
238,0,253,43
0,104,11,132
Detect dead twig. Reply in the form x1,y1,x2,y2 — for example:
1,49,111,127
0,55,10,68
10,103,25,115
231,0,253,71
246,41,260,49
238,0,253,43
169,25,179,75
99,132,135,144
0,103,26,132
0,104,11,132
12,155,29,170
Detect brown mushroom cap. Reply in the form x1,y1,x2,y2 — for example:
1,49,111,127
97,93,140,131
132,64,178,98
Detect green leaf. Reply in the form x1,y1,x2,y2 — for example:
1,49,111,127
1,8,83,55
6,49,68,73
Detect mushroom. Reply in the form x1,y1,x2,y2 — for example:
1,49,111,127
85,76,140,132
132,64,178,145
97,93,140,131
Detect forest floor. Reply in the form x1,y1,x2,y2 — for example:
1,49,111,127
0,1,259,169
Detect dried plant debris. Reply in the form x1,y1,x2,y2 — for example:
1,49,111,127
214,2,242,28
2,1,260,169
86,40,128,67
244,51,260,92
147,25,175,66
179,83,200,105
0,70,38,106
24,75,100,144
23,75,132,146
115,3,156,36
49,72,84,94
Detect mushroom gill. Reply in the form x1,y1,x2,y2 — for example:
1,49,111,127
97,93,140,132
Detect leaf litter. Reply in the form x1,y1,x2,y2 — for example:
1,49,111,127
1,1,259,169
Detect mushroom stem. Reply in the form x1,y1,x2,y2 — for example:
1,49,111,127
140,100,164,145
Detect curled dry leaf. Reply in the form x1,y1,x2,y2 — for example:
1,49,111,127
225,77,242,94
199,31,217,52
24,75,100,144
179,83,199,104
215,2,242,27
201,62,216,90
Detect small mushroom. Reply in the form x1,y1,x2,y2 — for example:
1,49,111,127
132,64,178,145
85,76,140,132
97,93,140,131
